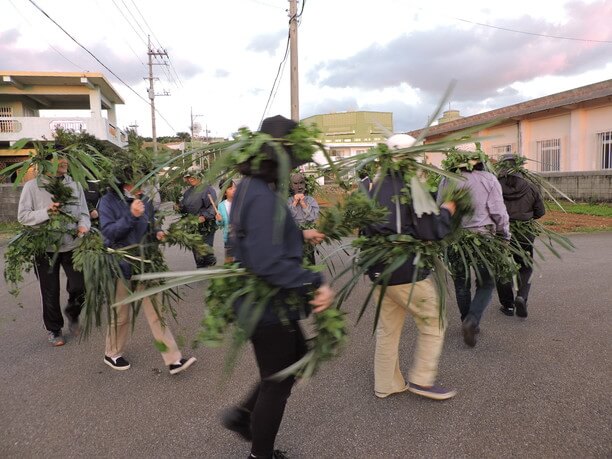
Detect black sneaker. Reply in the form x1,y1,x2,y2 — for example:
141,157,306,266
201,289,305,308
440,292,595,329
48,330,65,347
499,306,515,316
408,382,457,401
169,357,197,375
104,355,131,370
271,450,289,459
221,406,252,441
515,296,528,318
462,318,478,347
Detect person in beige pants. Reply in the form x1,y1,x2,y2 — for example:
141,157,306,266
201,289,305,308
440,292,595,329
98,175,196,374
374,279,446,398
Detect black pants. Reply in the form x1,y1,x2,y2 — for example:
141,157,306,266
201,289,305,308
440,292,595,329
34,251,85,333
193,230,216,268
240,321,307,458
496,236,535,307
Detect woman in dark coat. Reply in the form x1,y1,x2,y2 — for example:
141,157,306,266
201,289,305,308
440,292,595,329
220,115,334,459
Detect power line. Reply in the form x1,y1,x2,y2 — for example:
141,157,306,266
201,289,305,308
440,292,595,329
110,0,147,46
420,7,612,44
8,0,86,71
128,0,184,87
94,0,147,68
27,0,176,132
259,0,305,126
120,0,149,42
452,16,612,44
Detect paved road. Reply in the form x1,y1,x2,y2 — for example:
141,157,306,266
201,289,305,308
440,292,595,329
0,232,610,458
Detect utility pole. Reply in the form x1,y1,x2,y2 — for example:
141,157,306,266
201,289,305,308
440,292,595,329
289,0,299,121
146,35,169,153
190,107,204,140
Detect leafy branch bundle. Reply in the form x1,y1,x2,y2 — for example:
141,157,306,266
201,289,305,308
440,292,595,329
163,215,211,255
444,230,520,284
317,191,389,242
509,219,575,260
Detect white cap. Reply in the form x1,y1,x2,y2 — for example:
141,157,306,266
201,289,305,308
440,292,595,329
386,134,417,150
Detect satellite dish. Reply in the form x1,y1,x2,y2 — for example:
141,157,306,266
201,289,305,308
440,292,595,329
192,122,202,134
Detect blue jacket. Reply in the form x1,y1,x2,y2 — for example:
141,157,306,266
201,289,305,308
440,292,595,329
217,200,231,243
98,190,156,279
230,177,323,327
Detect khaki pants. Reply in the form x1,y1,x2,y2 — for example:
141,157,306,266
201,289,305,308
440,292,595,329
374,278,445,396
105,281,181,366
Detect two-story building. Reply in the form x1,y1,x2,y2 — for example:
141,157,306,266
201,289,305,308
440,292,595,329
0,71,127,178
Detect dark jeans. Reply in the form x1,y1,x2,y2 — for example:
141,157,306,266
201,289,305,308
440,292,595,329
193,230,216,268
239,321,307,458
34,251,85,332
497,236,535,307
452,263,495,325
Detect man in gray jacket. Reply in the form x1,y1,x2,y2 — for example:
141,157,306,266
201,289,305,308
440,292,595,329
17,156,90,346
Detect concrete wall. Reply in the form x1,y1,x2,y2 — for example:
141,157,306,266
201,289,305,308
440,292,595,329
539,170,612,202
0,184,22,222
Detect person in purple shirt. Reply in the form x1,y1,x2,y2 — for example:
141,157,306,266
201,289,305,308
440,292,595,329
437,149,510,347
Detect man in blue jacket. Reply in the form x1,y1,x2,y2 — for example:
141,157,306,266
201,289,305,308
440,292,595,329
98,174,196,374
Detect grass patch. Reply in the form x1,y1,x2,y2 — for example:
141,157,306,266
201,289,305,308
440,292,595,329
546,202,612,217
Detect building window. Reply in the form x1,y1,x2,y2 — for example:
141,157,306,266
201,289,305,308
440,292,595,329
536,139,561,172
597,131,612,169
492,144,512,155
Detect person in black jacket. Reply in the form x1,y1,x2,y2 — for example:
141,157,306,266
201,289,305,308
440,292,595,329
220,115,334,459
495,154,546,318
178,167,217,267
362,135,458,401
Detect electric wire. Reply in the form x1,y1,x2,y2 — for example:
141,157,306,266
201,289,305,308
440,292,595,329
8,0,86,72
259,1,304,126
27,0,176,132
110,0,147,47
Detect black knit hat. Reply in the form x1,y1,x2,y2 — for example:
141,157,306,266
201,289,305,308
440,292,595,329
259,115,310,168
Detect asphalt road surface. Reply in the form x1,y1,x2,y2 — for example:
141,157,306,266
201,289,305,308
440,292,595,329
0,232,610,458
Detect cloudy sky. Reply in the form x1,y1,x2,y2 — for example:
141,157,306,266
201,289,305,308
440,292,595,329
2,0,611,138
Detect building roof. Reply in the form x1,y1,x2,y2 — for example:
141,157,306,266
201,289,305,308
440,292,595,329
0,71,125,105
408,79,612,138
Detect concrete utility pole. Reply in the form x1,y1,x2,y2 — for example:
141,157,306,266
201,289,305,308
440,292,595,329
289,0,299,121
146,35,169,153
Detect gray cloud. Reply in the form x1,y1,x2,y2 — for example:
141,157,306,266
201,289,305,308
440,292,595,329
0,29,203,90
247,30,287,56
309,1,612,103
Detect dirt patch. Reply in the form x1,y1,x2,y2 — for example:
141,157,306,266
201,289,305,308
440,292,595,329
540,210,612,233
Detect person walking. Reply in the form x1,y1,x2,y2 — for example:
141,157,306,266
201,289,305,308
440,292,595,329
220,115,334,459
17,154,90,346
98,174,196,374
495,154,545,318
438,149,511,347
178,167,217,267
364,135,458,401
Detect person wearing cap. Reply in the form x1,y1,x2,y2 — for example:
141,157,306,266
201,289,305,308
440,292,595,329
437,146,510,347
17,152,90,346
98,169,197,374
220,115,334,459
495,154,545,318
364,134,458,401
178,167,217,267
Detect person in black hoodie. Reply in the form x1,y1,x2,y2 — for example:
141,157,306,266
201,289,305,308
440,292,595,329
362,135,459,401
495,154,545,318
220,115,333,459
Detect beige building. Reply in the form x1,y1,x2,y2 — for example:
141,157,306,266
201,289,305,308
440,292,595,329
302,111,393,160
0,71,127,172
408,80,612,173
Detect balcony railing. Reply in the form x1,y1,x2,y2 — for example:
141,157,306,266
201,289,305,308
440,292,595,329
0,117,127,148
